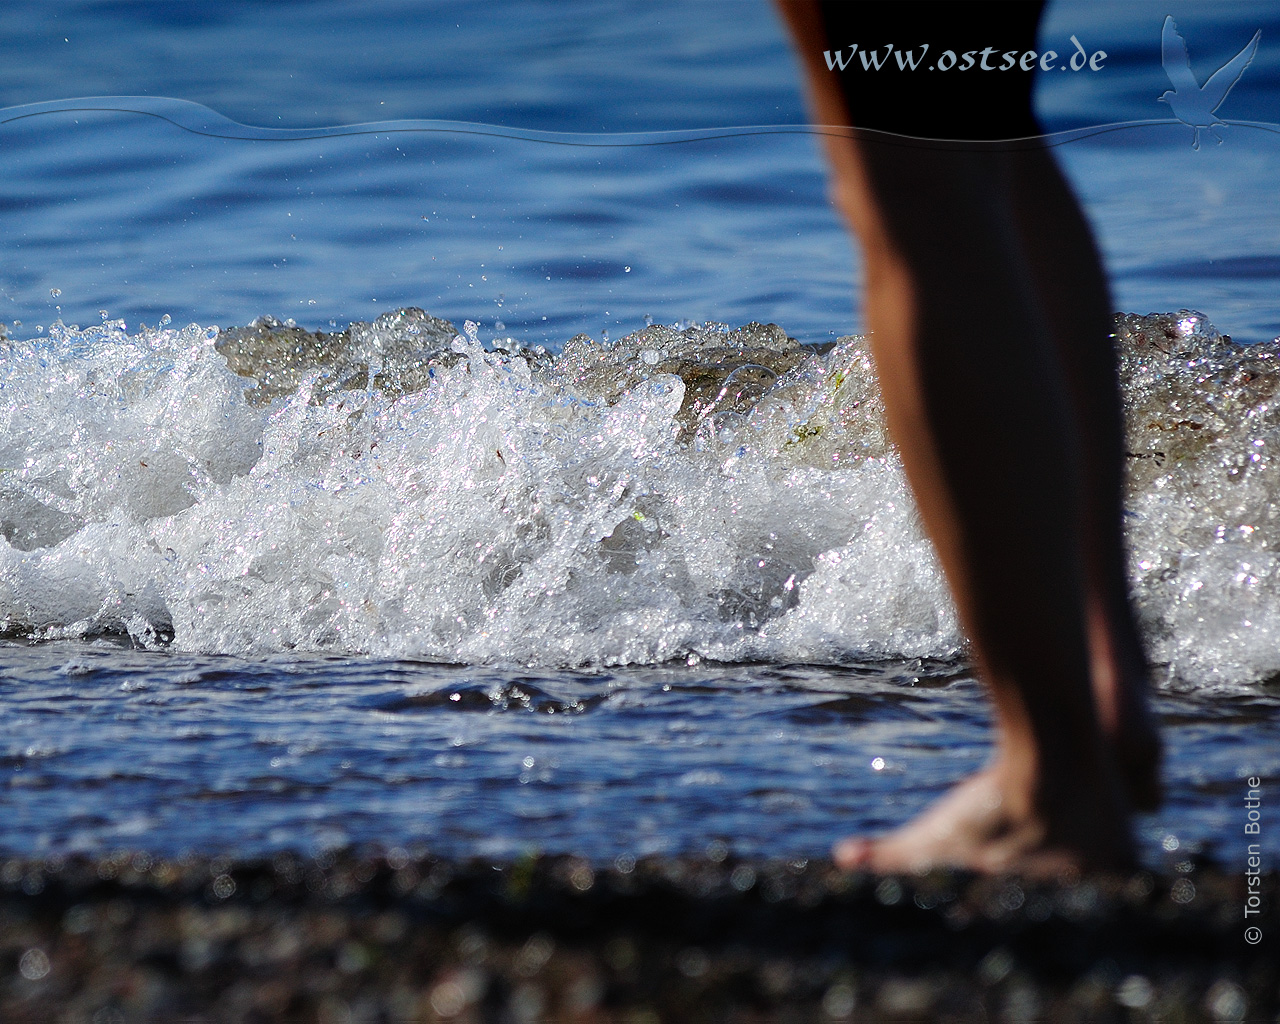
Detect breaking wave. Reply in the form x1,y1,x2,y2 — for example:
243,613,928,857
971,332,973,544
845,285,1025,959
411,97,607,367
1,307,1276,686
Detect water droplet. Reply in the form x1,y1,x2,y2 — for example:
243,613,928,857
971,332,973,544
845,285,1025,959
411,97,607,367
308,299,316,305
12,320,20,327
99,310,109,320
49,288,61,298
624,266,631,272
211,873,236,899
35,325,43,333
495,321,505,331
18,948,50,981
159,314,172,326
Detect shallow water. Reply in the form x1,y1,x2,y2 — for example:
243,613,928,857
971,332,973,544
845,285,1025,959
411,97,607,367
5,639,1278,865
2,1,1280,867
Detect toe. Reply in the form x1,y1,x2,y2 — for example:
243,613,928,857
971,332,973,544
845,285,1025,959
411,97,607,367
832,837,871,871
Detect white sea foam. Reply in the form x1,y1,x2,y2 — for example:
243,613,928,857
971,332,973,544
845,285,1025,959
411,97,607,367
1115,311,1280,687
1,309,1277,687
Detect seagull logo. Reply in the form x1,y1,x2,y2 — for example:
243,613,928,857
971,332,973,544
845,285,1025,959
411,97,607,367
1159,15,1261,149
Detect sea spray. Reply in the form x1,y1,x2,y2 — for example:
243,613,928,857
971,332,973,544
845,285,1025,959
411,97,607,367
2,309,1278,686
1117,312,1280,686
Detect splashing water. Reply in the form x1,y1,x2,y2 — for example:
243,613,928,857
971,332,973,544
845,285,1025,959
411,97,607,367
1,308,1277,686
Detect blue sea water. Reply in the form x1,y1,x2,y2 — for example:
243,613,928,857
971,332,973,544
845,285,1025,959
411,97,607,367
2,1,1280,866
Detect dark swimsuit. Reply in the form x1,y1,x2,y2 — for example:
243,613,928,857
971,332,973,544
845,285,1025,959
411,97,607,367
816,1,1047,141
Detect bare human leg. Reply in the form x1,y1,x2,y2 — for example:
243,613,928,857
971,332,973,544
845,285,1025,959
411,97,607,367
776,0,1154,873
1008,151,1161,810
833,139,1135,874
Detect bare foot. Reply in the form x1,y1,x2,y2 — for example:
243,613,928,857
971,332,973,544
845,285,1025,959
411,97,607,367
833,762,1137,877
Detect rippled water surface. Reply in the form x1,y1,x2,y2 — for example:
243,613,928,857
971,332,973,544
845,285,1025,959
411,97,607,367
6,641,1278,865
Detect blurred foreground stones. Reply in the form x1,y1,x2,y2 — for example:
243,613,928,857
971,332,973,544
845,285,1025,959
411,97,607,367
0,852,1275,1022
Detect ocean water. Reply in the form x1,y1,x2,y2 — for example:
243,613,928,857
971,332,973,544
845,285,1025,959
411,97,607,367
2,0,1280,866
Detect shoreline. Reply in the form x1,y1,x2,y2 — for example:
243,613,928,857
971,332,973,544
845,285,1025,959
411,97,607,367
2,852,1274,1022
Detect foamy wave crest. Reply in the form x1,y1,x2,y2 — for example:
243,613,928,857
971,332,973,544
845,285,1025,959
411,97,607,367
1,307,1278,685
0,311,955,665
1116,312,1280,687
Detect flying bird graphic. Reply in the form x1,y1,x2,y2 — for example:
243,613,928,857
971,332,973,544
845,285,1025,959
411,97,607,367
1159,15,1261,149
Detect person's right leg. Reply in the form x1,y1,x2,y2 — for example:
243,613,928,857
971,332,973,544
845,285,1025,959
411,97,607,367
1007,149,1161,811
